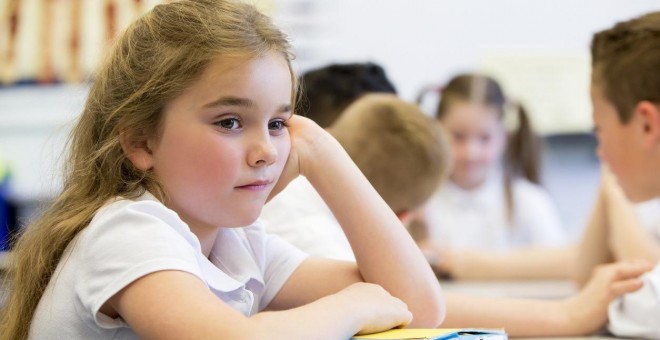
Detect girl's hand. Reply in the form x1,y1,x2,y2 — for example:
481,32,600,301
337,282,413,335
562,260,652,334
269,114,338,200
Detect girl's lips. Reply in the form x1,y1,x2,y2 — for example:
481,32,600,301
236,180,271,191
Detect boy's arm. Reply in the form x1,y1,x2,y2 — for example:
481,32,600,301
574,167,660,286
271,115,445,327
441,260,651,337
573,181,615,286
602,168,660,262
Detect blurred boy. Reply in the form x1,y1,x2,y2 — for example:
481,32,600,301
262,93,450,261
298,63,397,128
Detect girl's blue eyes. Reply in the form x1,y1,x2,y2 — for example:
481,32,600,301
268,120,288,130
215,117,288,131
218,118,241,130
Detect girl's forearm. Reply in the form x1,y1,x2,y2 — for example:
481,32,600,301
450,245,577,280
250,293,362,340
304,138,445,327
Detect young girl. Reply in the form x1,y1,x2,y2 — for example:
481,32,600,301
0,1,444,339
415,74,568,278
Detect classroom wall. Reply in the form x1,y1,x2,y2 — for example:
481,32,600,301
273,0,660,133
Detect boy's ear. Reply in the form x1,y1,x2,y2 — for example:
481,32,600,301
119,130,155,171
635,101,660,149
397,210,412,225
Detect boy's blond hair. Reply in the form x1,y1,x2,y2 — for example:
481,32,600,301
328,93,450,214
591,11,660,123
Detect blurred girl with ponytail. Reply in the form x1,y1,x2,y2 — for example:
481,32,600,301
415,73,568,279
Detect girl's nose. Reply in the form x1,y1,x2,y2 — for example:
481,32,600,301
248,133,278,168
462,139,481,160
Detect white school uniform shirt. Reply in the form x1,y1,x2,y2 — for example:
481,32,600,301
29,192,307,340
608,263,660,339
634,198,660,242
261,176,355,261
423,174,566,250
608,198,660,339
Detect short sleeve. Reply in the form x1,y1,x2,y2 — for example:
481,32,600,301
242,221,308,310
608,263,660,339
514,180,567,246
75,200,205,328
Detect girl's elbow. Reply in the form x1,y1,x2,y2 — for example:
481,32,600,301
410,292,446,328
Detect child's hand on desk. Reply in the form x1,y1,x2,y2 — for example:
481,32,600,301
562,260,652,334
338,282,413,335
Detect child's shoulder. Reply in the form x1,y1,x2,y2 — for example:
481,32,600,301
84,191,199,249
94,192,178,224
511,177,551,197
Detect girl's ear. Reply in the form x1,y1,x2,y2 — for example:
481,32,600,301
635,101,660,149
119,130,155,171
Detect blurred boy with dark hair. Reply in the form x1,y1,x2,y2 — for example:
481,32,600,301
298,62,397,127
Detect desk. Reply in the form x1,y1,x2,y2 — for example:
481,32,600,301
517,337,616,340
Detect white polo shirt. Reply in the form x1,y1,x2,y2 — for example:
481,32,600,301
608,263,660,339
423,176,567,250
607,198,660,339
29,192,307,339
261,177,355,261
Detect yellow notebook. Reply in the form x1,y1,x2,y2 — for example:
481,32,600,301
351,328,507,340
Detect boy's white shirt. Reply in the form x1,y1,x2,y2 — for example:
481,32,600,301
423,172,567,250
633,198,660,241
261,176,356,261
608,262,660,339
29,192,307,340
608,198,660,339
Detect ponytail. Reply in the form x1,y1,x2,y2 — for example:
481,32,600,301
503,102,542,221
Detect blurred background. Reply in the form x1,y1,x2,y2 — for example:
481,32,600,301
1,0,659,249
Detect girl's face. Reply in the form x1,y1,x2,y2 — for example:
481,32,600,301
143,52,293,232
440,101,506,190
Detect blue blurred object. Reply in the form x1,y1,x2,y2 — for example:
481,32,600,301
0,158,11,251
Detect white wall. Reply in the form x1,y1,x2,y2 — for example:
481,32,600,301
274,0,660,133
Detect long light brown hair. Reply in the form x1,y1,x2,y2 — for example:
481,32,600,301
0,1,295,339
